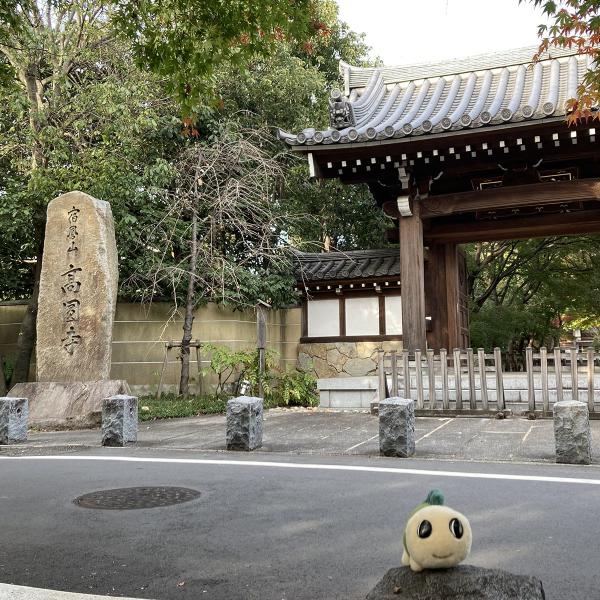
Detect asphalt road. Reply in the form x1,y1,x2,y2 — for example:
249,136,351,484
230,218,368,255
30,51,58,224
1,450,600,600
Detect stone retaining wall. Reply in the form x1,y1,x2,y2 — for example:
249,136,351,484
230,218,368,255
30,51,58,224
297,341,402,378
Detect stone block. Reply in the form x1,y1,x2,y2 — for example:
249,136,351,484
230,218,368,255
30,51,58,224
317,377,378,409
344,357,376,377
227,396,263,451
102,394,138,447
379,397,415,457
366,565,545,599
553,400,591,464
0,397,28,444
9,380,131,430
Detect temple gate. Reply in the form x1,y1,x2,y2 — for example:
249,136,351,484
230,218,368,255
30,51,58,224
279,46,599,352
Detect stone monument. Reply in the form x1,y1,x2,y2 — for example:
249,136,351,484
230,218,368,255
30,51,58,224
9,191,130,429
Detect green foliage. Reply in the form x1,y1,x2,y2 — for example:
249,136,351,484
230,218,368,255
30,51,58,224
470,304,559,353
200,343,317,407
522,0,600,122
283,163,394,251
467,236,600,352
269,369,319,407
200,343,277,395
112,0,314,115
138,393,228,421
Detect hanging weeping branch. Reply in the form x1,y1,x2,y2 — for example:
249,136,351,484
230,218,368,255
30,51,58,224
135,124,302,395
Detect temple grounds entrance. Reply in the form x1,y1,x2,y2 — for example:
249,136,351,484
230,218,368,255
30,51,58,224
280,47,600,354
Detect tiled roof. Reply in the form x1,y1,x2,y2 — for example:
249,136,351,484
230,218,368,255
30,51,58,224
278,46,591,147
295,249,400,283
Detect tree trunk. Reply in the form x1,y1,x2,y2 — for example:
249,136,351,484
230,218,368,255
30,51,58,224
9,212,45,388
179,209,198,397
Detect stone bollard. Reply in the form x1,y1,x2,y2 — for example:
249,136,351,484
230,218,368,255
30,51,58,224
101,394,138,447
0,397,29,444
366,565,545,599
379,397,415,457
553,400,592,464
226,396,263,451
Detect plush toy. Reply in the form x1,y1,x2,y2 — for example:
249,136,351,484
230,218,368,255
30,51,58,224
402,489,472,572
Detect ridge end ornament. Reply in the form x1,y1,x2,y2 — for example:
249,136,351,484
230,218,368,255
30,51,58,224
329,92,355,130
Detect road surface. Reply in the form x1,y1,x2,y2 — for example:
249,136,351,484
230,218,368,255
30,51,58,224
1,450,599,599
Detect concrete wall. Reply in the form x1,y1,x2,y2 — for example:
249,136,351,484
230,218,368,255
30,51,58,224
0,302,301,394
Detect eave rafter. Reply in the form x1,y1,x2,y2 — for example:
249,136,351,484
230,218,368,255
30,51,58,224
303,123,598,187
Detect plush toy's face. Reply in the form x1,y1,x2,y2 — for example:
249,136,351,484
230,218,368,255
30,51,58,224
405,505,472,570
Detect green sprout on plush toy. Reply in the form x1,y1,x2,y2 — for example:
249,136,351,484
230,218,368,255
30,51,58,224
402,489,472,572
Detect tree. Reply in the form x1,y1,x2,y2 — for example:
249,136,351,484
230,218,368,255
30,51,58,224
0,3,184,384
525,0,600,122
207,0,384,251
112,0,315,115
468,235,600,357
135,124,297,396
0,0,316,384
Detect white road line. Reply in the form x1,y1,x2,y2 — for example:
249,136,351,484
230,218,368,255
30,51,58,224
481,431,528,434
521,425,534,444
416,418,452,443
345,434,379,452
3,455,600,486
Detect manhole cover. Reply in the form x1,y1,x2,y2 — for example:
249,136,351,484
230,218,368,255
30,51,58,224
74,486,201,510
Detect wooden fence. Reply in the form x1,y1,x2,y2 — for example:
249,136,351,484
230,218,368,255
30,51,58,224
377,346,598,414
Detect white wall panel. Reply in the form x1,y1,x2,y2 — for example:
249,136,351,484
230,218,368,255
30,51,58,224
307,299,340,337
385,296,402,335
345,297,379,336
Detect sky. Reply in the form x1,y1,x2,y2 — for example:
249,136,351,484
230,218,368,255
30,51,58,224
335,0,550,66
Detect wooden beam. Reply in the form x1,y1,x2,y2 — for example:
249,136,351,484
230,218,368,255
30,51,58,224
400,199,427,351
424,208,600,243
420,178,600,218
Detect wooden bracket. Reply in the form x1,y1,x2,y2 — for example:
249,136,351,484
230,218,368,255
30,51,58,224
397,195,412,217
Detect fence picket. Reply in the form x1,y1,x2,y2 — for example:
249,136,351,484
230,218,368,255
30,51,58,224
390,350,398,397
453,348,463,410
415,349,424,409
493,347,505,410
570,346,579,402
427,350,436,409
440,349,449,410
377,349,387,401
588,348,595,413
402,350,410,399
477,348,488,411
554,347,563,402
526,346,535,412
467,348,476,409
540,347,549,414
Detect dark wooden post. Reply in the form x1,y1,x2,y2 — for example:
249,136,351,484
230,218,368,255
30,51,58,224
256,301,269,398
424,243,448,350
399,198,426,351
444,243,462,350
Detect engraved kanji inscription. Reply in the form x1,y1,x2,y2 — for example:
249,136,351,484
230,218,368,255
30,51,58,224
63,298,80,323
61,265,82,294
61,325,82,355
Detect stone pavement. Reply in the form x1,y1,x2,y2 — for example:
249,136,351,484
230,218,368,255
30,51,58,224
3,408,600,463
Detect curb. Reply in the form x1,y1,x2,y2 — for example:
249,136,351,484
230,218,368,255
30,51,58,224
0,583,153,599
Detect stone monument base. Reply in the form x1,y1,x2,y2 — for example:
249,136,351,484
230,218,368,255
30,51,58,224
365,566,545,600
8,380,130,430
